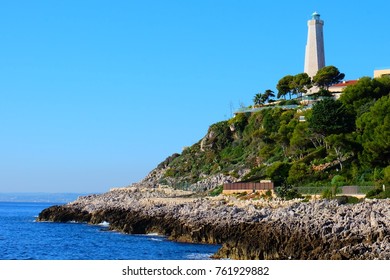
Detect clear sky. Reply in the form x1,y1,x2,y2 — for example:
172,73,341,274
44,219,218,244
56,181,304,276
0,0,389,193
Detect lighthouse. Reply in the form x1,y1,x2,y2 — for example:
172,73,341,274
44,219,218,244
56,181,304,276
304,12,325,78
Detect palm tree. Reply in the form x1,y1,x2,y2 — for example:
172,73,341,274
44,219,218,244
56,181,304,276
263,89,275,103
253,93,263,106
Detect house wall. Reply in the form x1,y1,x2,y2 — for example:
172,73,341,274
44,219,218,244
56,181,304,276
374,69,390,78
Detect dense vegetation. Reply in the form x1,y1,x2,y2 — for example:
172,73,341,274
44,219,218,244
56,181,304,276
157,74,390,196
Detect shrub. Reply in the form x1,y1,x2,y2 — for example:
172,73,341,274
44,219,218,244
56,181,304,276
366,187,390,199
287,162,312,185
377,189,390,199
236,192,248,198
261,190,273,200
241,165,267,182
384,166,390,185
346,196,362,204
321,186,339,199
285,99,300,105
266,161,291,186
365,187,383,198
276,184,302,200
228,113,249,134
164,168,176,178
209,185,223,196
265,190,273,197
321,188,334,199
331,175,346,187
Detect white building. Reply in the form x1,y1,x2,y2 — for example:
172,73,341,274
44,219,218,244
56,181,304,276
328,80,358,99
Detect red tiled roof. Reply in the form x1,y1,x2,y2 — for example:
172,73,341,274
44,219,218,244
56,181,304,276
331,80,358,87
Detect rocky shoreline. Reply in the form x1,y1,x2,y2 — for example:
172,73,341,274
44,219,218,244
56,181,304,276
37,186,390,260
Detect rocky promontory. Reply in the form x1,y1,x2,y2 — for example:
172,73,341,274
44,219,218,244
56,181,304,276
37,186,390,260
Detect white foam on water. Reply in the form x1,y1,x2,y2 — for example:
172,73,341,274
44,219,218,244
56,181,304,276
150,238,163,242
146,232,160,236
98,221,110,227
185,253,213,260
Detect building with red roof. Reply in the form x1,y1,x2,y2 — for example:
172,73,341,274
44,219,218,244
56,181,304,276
328,80,358,99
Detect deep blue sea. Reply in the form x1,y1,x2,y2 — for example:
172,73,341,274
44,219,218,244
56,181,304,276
0,201,220,260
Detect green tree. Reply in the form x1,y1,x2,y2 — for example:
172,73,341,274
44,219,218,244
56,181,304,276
339,76,390,116
312,66,345,89
314,88,332,98
266,161,291,186
253,90,275,106
228,112,248,134
308,98,355,137
262,108,283,134
290,73,312,96
276,75,294,99
325,133,358,170
356,95,390,167
263,89,276,103
204,121,233,152
253,93,263,106
290,122,312,159
273,111,297,158
287,162,312,185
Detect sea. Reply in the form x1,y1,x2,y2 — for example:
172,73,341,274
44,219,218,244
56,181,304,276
0,194,221,260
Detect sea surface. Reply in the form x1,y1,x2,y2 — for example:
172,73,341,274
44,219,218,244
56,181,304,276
0,201,221,260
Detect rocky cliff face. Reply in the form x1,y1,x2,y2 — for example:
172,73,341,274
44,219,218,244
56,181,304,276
129,119,250,193
38,187,390,260
132,163,239,192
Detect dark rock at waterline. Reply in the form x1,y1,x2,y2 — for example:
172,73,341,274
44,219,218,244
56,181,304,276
37,187,390,260
38,205,91,223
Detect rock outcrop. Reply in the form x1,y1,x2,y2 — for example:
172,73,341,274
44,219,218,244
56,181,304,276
132,166,239,192
38,186,390,260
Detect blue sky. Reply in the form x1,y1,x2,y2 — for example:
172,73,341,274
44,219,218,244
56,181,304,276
0,0,389,193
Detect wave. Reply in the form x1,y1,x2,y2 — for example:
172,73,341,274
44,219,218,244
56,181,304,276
146,232,160,236
98,221,110,227
150,238,163,242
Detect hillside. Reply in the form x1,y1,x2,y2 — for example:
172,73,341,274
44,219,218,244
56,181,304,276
137,76,390,196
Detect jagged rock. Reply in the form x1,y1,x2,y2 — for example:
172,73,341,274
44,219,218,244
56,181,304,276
38,205,91,223
37,187,390,260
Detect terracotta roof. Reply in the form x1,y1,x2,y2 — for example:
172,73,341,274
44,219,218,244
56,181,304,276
331,80,358,87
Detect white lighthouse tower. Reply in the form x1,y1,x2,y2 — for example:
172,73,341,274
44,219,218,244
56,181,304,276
304,12,325,78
